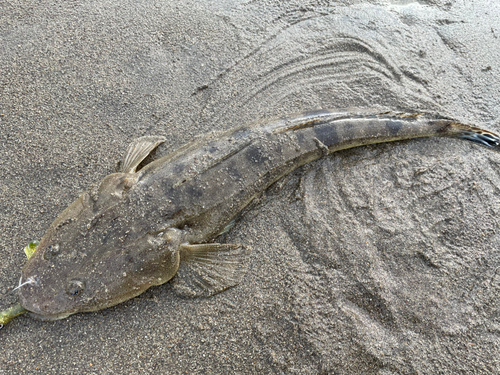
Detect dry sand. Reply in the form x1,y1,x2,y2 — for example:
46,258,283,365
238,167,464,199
1,1,499,373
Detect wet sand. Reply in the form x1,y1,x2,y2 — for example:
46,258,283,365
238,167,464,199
1,1,499,373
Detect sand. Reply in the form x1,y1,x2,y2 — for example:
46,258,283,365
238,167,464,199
1,1,499,373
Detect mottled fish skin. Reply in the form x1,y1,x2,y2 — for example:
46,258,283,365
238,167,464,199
17,110,500,320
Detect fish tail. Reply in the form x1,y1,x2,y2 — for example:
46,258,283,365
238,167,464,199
458,128,500,148
447,122,500,149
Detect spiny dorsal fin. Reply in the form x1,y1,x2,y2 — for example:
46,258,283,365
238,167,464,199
120,136,166,173
172,243,250,297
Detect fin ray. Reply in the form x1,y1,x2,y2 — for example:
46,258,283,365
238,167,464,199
120,136,166,173
172,243,250,297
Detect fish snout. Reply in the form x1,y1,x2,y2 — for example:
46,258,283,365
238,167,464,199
17,273,73,320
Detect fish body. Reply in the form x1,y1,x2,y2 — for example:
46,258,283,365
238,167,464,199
17,110,500,320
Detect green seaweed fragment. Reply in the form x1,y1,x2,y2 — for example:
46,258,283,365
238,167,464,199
24,240,39,260
0,303,26,327
0,240,39,329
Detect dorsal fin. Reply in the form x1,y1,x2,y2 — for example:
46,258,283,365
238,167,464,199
120,136,166,173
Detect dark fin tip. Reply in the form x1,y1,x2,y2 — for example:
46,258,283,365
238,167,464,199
459,130,500,148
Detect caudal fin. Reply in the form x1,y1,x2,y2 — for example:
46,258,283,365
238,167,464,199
458,127,500,148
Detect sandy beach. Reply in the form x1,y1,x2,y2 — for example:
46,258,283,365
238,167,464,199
1,1,499,373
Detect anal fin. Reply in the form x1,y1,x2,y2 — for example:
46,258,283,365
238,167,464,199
172,243,250,297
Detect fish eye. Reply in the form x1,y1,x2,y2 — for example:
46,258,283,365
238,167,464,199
44,244,60,260
66,280,85,297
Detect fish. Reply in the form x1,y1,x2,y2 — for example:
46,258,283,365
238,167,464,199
13,110,500,321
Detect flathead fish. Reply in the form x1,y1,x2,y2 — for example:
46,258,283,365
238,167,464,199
12,110,500,321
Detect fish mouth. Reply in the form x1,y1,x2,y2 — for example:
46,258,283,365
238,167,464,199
25,310,74,321
18,293,76,321
16,278,77,321
17,293,76,321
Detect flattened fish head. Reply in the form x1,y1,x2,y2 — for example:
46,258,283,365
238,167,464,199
17,173,183,320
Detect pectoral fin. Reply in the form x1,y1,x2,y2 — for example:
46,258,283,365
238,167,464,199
172,243,250,297
120,136,166,173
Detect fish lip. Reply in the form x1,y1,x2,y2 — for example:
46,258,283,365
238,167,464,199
25,309,74,321
18,293,77,320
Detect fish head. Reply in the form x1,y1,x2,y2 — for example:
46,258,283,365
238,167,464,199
18,173,183,320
